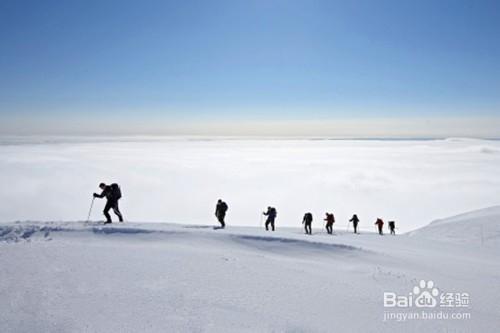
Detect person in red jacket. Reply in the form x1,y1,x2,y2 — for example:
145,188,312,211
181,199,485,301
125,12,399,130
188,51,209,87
374,218,384,235
324,213,335,234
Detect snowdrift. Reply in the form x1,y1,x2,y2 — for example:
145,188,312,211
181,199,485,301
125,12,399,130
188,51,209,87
408,205,500,245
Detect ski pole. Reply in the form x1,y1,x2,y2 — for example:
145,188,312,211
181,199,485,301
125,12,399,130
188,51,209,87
346,221,350,232
260,213,263,229
86,197,95,223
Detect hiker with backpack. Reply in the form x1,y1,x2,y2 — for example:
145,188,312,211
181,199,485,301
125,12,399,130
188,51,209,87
350,214,360,234
215,199,228,228
388,221,396,235
374,218,384,235
93,183,123,224
324,212,335,234
263,206,277,231
302,212,313,235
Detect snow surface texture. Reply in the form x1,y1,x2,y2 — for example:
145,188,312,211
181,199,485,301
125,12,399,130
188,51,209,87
1,137,500,232
1,206,499,332
408,205,500,245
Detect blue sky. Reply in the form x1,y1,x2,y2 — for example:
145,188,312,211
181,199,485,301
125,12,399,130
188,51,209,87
1,0,500,135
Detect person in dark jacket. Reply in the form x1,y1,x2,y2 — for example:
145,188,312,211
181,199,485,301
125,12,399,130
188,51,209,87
350,214,360,234
263,206,277,231
324,213,335,234
302,212,313,235
93,182,123,224
388,221,396,235
215,199,228,228
374,218,384,235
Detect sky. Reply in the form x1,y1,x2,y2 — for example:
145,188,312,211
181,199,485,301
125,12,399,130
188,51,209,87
1,0,500,136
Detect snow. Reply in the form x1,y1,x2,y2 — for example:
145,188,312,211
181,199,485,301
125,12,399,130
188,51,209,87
408,205,500,245
1,206,499,332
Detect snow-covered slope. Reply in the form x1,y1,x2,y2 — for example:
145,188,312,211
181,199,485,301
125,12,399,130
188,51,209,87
1,215,499,332
408,205,500,245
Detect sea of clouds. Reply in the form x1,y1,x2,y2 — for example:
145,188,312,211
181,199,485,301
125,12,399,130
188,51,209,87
1,136,499,231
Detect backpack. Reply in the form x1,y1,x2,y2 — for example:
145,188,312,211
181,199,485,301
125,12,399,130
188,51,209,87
111,183,122,200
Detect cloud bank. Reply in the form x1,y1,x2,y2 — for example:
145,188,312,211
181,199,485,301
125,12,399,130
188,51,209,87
1,116,500,138
0,137,499,232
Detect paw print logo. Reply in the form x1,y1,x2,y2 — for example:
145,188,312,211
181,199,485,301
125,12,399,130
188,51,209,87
413,280,439,308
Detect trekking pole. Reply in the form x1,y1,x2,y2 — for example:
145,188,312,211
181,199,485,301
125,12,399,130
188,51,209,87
86,197,95,223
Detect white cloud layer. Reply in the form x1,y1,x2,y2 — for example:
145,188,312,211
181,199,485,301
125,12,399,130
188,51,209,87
1,116,500,138
1,137,499,231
